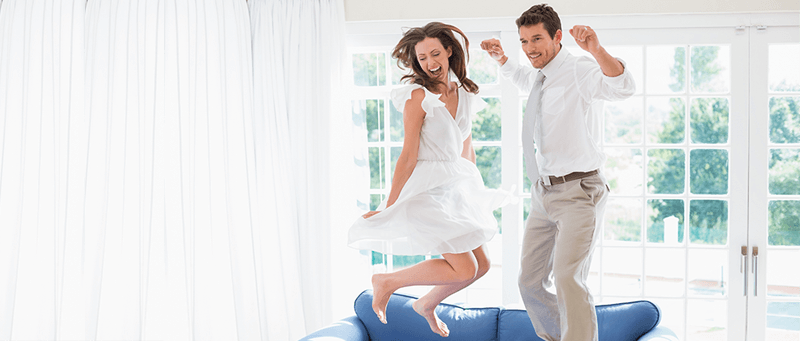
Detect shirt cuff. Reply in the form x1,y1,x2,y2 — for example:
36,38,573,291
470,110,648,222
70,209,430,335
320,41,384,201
602,57,631,86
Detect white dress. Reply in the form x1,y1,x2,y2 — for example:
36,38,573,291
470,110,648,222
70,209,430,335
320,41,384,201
348,84,516,255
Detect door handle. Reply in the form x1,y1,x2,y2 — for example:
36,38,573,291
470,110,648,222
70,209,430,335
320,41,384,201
752,246,758,296
741,246,748,296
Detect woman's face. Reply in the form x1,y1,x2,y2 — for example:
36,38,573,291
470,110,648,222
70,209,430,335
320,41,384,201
414,37,452,82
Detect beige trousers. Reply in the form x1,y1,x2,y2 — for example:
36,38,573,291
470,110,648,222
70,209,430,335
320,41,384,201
519,173,609,341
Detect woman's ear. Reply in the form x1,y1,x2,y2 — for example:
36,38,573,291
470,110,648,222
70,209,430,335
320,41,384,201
447,46,452,58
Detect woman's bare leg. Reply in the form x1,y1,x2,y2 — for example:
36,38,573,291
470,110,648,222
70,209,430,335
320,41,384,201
412,245,491,337
371,250,478,331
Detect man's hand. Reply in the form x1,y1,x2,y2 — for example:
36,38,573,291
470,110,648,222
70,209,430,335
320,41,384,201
569,25,601,54
480,38,508,65
569,25,624,77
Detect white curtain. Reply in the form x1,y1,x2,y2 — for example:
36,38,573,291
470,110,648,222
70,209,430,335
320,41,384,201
249,0,353,337
0,0,351,339
0,0,85,339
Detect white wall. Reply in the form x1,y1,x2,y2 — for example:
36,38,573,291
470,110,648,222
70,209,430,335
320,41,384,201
344,0,799,22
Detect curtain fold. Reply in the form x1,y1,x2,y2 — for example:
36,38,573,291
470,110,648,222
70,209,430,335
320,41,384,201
83,0,261,339
249,0,349,337
0,1,84,339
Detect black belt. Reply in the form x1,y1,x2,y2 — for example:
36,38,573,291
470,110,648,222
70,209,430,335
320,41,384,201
547,169,598,185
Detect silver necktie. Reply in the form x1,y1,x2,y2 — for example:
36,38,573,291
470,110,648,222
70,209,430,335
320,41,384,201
528,71,545,150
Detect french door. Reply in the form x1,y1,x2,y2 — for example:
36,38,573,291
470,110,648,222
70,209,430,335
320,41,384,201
747,24,800,341
567,15,799,340
583,22,751,340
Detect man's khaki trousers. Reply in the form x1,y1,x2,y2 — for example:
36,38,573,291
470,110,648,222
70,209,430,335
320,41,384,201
519,173,609,341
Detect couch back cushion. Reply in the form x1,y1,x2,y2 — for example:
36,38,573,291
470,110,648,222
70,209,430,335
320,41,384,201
497,300,661,341
355,290,500,341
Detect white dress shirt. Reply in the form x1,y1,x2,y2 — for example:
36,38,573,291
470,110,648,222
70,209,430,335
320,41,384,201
501,47,635,180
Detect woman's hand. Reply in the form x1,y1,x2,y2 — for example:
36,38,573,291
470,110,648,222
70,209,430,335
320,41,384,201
362,211,381,219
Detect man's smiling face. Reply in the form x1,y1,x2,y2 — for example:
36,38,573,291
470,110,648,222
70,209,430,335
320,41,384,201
519,23,561,69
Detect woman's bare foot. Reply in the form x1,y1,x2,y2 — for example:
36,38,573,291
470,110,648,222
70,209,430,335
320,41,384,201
371,274,394,324
413,297,450,337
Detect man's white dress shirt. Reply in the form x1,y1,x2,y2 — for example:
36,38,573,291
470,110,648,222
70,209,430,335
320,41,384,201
501,48,636,182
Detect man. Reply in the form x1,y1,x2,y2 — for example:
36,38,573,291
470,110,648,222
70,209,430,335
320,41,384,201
481,4,635,341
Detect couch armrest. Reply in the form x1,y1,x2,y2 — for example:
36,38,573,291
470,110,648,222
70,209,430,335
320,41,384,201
637,325,679,341
299,315,369,341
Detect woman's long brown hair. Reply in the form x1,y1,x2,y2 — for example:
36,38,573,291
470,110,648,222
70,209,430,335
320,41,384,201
391,22,479,94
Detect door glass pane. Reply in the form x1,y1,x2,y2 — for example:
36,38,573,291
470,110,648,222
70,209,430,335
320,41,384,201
768,200,800,246
690,97,729,144
767,249,800,298
689,200,728,246
645,248,685,297
769,149,800,195
647,199,685,244
368,147,385,189
475,146,501,189
648,149,686,194
646,46,685,94
353,52,386,86
357,99,384,142
468,48,499,85
647,97,685,144
687,299,727,340
690,149,729,195
370,194,385,211
768,96,800,144
390,100,404,141
688,249,727,297
690,45,731,93
605,96,643,144
604,148,643,195
769,44,800,92
604,198,642,243
472,97,500,141
766,302,800,340
602,247,642,296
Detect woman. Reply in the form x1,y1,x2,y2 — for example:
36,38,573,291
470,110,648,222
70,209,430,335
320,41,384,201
348,22,515,337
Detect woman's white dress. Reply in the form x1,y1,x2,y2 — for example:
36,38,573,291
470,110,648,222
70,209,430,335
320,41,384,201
348,84,516,255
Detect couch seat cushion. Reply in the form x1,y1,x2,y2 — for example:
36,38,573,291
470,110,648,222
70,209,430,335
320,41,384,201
355,290,499,341
497,300,661,341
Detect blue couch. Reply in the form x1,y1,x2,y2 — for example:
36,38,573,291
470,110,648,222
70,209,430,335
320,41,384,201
300,290,678,340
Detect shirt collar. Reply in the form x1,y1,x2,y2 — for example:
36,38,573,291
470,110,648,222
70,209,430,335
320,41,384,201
540,45,569,79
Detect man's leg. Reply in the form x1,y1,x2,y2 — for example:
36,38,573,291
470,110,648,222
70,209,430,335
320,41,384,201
519,182,561,341
549,175,609,341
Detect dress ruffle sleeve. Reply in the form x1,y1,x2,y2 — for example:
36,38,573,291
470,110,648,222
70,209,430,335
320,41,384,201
390,84,446,119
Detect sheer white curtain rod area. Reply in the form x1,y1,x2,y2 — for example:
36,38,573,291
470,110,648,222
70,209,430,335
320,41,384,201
0,0,351,340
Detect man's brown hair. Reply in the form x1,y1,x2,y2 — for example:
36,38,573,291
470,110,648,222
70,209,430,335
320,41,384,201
516,4,561,39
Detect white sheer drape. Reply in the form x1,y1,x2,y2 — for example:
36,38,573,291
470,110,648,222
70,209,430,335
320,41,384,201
249,0,353,336
83,0,261,339
0,1,84,339
1,0,351,339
